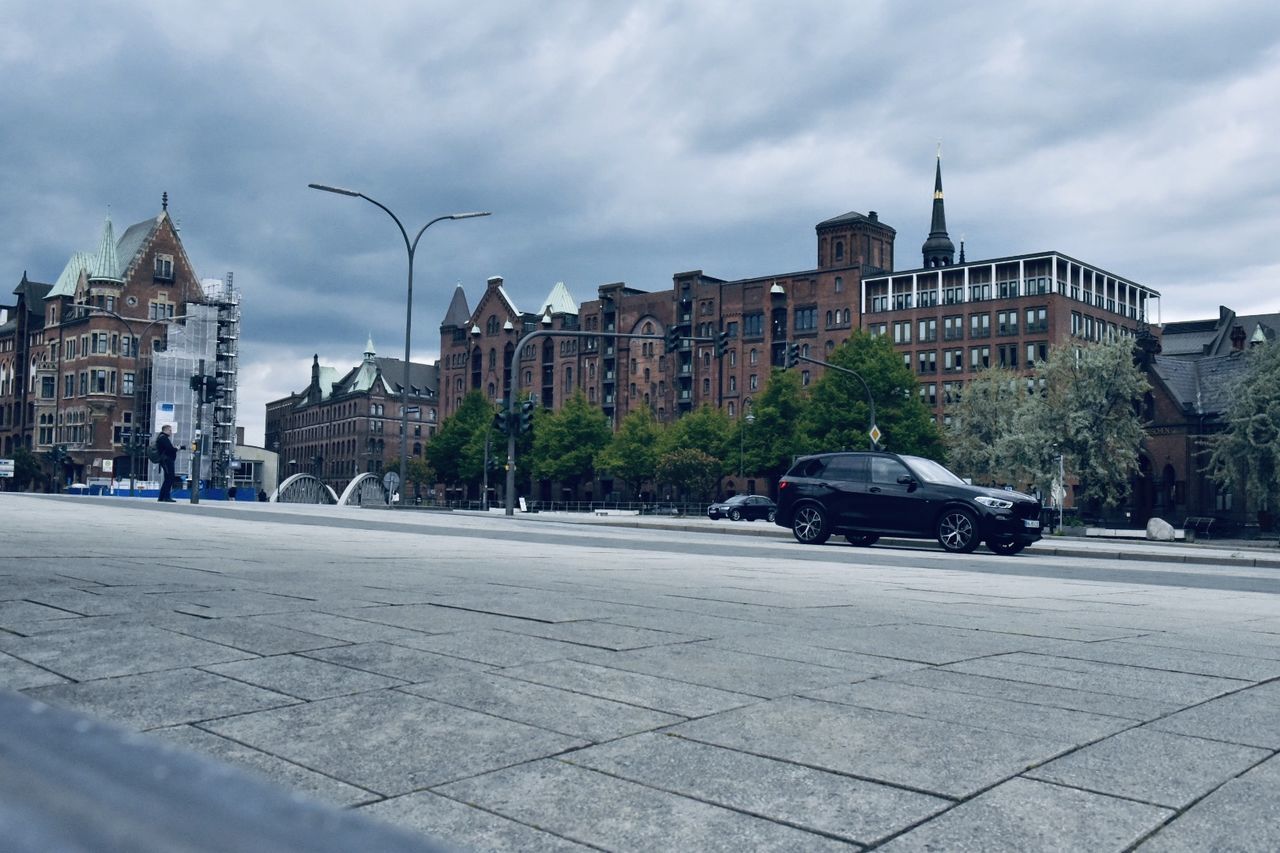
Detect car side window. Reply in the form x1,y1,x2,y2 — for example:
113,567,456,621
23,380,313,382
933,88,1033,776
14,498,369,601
820,455,867,483
792,459,826,478
870,457,910,485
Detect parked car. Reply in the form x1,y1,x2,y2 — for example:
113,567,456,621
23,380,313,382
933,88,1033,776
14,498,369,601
774,451,1042,555
707,494,777,522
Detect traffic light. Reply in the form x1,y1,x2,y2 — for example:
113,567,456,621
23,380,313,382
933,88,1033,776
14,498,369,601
203,375,226,403
519,399,535,433
664,327,681,354
493,409,509,434
189,374,203,393
785,343,800,369
714,330,729,358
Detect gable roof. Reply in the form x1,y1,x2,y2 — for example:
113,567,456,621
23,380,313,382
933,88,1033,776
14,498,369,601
1150,352,1251,416
539,281,578,316
46,213,165,298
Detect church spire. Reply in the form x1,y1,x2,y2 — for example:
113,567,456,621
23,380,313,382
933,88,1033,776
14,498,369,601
921,147,956,268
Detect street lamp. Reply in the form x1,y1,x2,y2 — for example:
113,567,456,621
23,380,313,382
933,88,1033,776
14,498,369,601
739,406,755,478
309,182,489,504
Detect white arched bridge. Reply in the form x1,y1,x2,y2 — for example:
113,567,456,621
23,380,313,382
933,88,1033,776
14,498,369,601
270,472,391,506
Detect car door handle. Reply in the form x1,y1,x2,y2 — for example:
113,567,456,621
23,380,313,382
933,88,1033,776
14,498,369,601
869,486,882,493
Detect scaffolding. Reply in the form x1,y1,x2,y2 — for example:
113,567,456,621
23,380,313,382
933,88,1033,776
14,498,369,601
147,274,240,488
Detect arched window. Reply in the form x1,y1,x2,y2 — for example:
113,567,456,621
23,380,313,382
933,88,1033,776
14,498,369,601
826,310,833,327
486,315,499,334
834,240,844,261
489,348,496,370
835,276,843,293
727,401,736,418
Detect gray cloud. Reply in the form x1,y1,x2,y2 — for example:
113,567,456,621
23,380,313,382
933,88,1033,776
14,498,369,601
4,0,1279,444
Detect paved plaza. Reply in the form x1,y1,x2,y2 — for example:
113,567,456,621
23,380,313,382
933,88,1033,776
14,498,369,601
3,493,1280,851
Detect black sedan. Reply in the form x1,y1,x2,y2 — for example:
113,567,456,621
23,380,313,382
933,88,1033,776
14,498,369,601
707,494,777,522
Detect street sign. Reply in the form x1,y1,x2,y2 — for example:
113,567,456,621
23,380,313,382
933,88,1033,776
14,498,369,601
868,425,882,445
383,471,400,495
0,458,13,478
405,406,420,415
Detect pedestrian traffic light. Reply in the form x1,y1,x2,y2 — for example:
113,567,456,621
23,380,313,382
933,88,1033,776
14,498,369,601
202,375,226,403
493,410,509,434
189,374,203,393
665,327,681,354
519,399,535,433
715,330,729,358
785,343,800,369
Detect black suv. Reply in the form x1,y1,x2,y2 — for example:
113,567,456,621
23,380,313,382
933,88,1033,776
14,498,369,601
774,451,1042,555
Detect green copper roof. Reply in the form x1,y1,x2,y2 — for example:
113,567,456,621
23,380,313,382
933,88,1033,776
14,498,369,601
90,216,122,282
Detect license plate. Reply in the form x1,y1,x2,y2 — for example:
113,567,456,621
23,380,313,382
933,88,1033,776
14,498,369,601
1024,519,1041,529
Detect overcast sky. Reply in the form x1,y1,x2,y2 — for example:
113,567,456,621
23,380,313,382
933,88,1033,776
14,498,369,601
4,1,1279,445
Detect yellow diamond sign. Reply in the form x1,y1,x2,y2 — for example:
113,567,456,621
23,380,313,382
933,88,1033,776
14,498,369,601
869,425,882,445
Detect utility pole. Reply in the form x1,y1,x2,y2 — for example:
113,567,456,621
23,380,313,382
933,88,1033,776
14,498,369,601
190,358,203,505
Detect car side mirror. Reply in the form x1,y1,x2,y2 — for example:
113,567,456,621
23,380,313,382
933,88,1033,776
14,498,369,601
896,474,915,485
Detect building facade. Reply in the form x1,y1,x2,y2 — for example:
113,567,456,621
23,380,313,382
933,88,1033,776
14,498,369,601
267,338,438,491
2,199,240,489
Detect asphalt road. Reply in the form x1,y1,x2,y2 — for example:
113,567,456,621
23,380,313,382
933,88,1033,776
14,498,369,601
4,494,1280,852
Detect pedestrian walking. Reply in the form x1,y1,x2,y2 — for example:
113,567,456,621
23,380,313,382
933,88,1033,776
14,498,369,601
155,425,178,502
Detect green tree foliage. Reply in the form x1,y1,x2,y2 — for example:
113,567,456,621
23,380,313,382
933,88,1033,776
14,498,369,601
802,331,944,459
658,404,733,464
655,447,722,501
1011,338,1150,511
425,391,490,487
945,367,1023,486
740,369,809,482
404,456,434,497
1204,340,1280,517
596,408,661,495
530,390,612,491
8,447,43,491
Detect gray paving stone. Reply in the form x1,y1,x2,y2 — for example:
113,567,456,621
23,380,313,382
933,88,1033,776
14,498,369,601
0,624,254,681
706,633,935,675
944,653,1247,704
1137,755,1280,852
0,650,68,689
25,667,297,730
304,642,489,681
671,696,1072,798
401,671,684,740
435,759,857,851
578,642,855,697
203,653,404,700
393,629,596,667
164,616,350,655
22,588,141,617
803,623,1051,664
253,611,427,643
1032,638,1280,681
501,619,700,650
498,658,757,718
566,732,950,846
1027,727,1269,808
804,678,1133,742
411,591,624,623
0,599,85,627
1149,680,1280,748
601,609,780,638
204,690,586,795
162,589,320,619
332,603,530,634
155,724,379,807
878,777,1173,852
887,668,1179,720
362,791,593,851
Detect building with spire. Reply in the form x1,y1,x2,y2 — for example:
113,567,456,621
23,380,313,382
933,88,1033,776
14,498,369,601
2,198,242,491
263,336,438,492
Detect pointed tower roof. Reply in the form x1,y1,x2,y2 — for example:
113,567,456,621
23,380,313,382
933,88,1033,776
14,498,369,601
441,283,471,327
90,215,123,282
540,281,578,316
364,333,376,359
921,149,956,268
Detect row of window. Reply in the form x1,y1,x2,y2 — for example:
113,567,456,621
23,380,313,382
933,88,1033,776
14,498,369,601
916,375,1049,408
876,308,1050,345
869,275,1120,312
908,342,1051,375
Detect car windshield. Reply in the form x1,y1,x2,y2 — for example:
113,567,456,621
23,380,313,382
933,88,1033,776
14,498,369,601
902,456,966,485
723,495,748,504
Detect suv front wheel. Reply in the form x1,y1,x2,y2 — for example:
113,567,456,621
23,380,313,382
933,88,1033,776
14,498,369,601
937,507,980,553
792,504,831,545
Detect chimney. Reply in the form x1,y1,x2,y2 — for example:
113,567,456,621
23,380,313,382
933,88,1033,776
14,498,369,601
1230,325,1246,351
868,211,878,222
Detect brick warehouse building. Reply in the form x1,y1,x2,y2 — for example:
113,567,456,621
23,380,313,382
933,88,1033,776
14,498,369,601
1,198,241,489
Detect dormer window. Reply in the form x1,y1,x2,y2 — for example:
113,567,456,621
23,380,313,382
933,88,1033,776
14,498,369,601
154,254,174,281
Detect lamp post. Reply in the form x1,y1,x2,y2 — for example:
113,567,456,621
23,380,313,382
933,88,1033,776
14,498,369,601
739,407,755,478
309,182,489,505
86,307,180,495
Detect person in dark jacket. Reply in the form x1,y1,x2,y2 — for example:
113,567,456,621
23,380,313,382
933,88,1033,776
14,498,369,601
156,425,178,502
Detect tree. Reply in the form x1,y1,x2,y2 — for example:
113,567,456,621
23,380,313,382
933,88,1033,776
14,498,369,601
802,331,944,459
655,447,722,502
740,368,809,486
658,404,733,464
425,391,490,488
945,367,1023,486
1013,338,1150,513
1204,340,1280,523
7,447,42,491
530,390,612,495
596,408,661,496
404,456,433,499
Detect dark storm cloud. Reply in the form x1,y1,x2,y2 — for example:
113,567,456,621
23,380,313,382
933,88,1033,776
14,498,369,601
3,0,1279,442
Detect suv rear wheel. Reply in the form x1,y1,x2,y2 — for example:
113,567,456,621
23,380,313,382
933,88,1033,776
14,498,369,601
937,508,980,553
792,504,831,545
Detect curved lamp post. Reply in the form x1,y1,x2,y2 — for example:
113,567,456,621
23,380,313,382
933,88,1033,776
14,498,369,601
309,183,489,503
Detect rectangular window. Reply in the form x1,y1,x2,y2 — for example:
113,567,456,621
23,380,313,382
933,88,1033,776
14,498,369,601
122,372,135,395
997,311,1018,336
893,321,912,344
918,289,938,308
998,345,1019,369
970,346,990,370
969,314,990,338
794,307,817,331
868,323,888,338
79,372,88,396
943,316,964,341
749,374,759,390
892,293,913,310
918,318,937,342
943,285,964,305
726,321,739,338
917,351,937,374
870,294,889,312
1026,306,1048,332
996,279,1019,299
743,313,764,337
944,348,964,372
154,254,174,280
